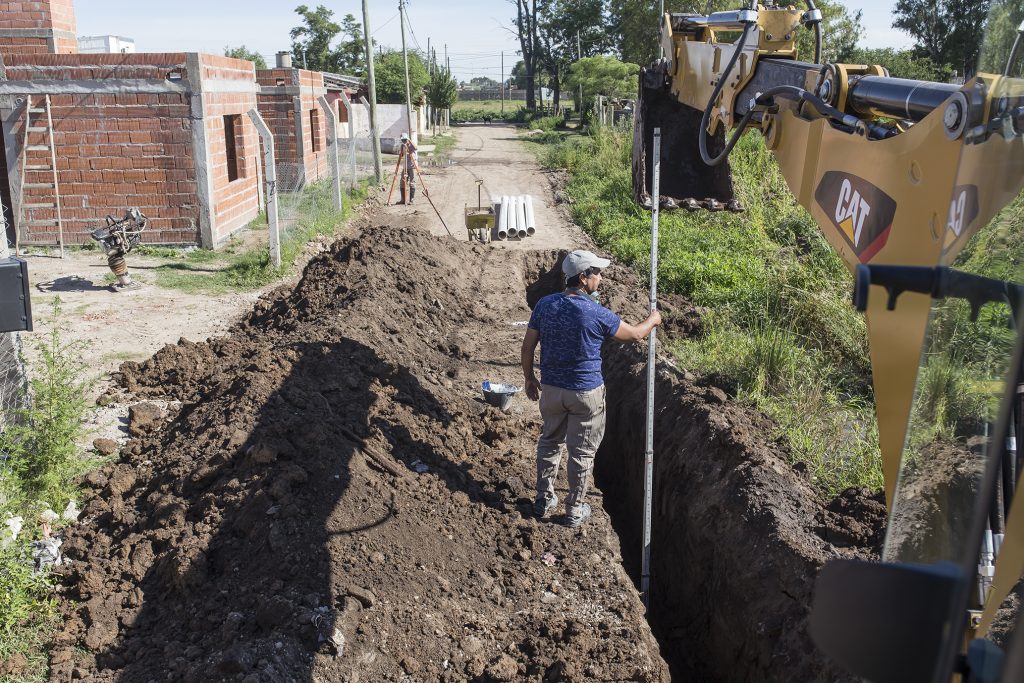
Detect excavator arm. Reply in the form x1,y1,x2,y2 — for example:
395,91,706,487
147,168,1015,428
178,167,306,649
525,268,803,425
634,3,1024,681
635,2,1024,506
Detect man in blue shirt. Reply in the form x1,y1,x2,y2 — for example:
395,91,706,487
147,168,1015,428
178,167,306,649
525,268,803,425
521,250,662,527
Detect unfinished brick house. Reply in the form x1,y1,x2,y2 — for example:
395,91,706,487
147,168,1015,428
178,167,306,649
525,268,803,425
0,0,268,247
0,51,263,247
255,66,331,190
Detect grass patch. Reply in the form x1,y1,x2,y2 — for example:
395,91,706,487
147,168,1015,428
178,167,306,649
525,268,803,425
538,122,879,494
152,178,370,295
538,121,1021,495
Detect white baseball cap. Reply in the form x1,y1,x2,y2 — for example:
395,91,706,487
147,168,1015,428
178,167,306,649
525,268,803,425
400,132,409,141
562,249,611,280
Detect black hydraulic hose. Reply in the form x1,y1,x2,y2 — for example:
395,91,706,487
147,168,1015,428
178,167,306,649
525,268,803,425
698,20,755,166
1006,28,1024,76
704,83,894,168
804,0,822,65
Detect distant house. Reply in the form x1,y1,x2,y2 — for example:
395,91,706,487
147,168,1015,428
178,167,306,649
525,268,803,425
78,35,137,54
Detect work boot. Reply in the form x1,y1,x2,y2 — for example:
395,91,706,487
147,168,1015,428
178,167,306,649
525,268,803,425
564,503,592,528
409,187,415,205
533,493,558,518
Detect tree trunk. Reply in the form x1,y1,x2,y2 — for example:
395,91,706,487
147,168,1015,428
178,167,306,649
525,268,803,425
551,70,560,112
517,0,537,111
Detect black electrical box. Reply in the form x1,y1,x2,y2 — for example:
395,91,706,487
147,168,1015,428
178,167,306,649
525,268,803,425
0,256,32,333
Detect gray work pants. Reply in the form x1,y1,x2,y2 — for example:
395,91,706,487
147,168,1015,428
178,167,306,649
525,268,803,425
535,384,607,515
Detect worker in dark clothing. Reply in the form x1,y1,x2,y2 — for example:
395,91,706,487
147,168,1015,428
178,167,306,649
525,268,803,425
398,133,418,205
521,250,662,527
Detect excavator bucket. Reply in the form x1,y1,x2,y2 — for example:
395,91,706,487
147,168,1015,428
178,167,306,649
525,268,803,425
632,65,743,212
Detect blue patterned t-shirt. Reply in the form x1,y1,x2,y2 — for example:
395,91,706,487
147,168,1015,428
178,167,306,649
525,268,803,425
528,292,622,390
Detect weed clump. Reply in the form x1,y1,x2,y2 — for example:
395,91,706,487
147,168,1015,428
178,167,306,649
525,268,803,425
0,298,95,663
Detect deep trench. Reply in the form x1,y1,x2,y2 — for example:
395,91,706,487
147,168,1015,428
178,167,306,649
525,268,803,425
522,256,854,683
592,343,857,683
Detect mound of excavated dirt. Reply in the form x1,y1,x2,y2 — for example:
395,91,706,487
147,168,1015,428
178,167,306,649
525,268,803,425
48,226,885,683
48,227,669,682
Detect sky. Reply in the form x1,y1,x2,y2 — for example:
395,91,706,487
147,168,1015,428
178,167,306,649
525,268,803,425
74,1,912,83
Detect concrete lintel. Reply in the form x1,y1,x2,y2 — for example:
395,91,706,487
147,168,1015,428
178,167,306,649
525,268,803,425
258,85,328,98
200,79,260,95
0,28,77,40
186,53,215,248
0,79,189,96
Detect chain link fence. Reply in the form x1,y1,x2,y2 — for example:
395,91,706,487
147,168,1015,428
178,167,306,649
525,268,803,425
0,225,30,510
273,129,376,248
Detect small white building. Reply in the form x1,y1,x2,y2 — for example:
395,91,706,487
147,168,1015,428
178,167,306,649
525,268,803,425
77,35,135,54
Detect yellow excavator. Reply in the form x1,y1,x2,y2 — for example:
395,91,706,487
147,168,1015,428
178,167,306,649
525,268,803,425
633,2,1024,680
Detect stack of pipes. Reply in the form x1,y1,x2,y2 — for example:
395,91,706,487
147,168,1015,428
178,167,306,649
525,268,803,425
494,195,537,240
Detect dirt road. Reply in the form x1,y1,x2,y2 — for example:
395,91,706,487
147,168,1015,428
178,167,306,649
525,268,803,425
388,124,580,249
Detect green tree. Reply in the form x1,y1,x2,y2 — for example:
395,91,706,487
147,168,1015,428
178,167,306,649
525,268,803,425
290,4,341,71
288,5,366,74
513,0,541,110
893,0,992,76
334,13,367,75
374,50,430,104
564,55,639,111
846,47,953,81
469,76,500,88
979,1,1024,74
537,0,610,110
427,68,459,126
510,59,529,89
224,45,267,70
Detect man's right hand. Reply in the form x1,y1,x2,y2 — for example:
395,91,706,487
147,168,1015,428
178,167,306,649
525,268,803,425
525,376,541,401
649,310,663,327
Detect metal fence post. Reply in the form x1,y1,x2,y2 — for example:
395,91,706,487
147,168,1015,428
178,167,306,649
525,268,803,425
246,109,281,269
317,95,343,212
338,92,357,189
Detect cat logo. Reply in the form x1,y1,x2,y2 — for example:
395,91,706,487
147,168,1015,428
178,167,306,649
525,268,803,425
814,172,898,263
944,185,979,248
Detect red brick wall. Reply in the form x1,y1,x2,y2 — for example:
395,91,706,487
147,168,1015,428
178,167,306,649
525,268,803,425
4,53,262,246
0,0,78,54
199,54,261,244
6,54,201,244
255,68,329,188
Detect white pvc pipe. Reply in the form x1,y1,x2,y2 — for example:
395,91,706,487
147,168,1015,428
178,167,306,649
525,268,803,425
507,196,518,240
516,195,528,238
524,195,536,236
497,195,510,240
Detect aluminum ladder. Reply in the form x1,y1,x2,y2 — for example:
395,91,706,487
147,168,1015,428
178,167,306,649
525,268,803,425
17,94,64,257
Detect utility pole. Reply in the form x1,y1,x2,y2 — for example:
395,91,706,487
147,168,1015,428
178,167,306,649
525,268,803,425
501,51,504,114
427,36,432,131
577,30,583,117
362,0,383,181
399,0,414,141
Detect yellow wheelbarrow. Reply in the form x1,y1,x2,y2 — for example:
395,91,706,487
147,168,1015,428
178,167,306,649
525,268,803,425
465,180,495,243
